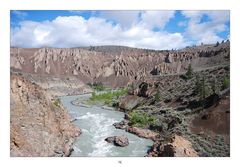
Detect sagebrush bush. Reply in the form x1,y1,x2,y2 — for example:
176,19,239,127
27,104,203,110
185,64,193,79
87,82,106,91
53,98,60,107
222,76,230,89
129,111,156,127
154,90,161,102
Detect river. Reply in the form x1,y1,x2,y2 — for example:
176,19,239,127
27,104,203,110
60,94,153,157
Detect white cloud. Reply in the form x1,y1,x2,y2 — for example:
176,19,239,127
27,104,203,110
181,10,229,44
99,11,175,30
11,15,188,50
11,11,229,49
99,11,140,28
139,11,175,29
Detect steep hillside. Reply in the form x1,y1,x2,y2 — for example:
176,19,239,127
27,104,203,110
118,65,230,156
10,74,81,156
11,42,230,88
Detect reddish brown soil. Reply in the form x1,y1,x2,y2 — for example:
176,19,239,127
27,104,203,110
190,95,230,144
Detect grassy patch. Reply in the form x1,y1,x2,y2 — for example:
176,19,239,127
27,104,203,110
53,98,61,107
129,111,157,128
88,88,128,105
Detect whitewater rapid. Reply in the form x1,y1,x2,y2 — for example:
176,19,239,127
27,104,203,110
60,94,153,157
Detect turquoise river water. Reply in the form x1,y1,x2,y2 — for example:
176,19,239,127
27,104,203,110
60,94,153,157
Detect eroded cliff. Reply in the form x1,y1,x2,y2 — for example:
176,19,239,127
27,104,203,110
11,42,230,88
10,74,81,156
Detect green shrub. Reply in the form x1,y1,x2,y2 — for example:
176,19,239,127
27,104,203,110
194,75,202,94
88,88,128,105
210,77,217,94
91,92,96,98
53,98,61,107
185,64,193,80
154,90,161,102
222,76,230,89
129,111,156,127
195,75,210,103
87,82,106,91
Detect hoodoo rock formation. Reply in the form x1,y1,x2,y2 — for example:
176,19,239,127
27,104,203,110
11,42,229,89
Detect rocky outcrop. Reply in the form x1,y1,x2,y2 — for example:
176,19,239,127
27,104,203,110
105,136,129,147
135,65,230,110
125,65,230,157
126,127,158,141
114,136,129,147
10,74,81,156
10,42,230,88
165,53,174,63
137,82,149,97
11,71,92,97
119,95,144,111
148,135,198,157
105,136,116,143
113,120,129,130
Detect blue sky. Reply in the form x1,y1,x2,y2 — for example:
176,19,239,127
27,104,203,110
10,10,230,49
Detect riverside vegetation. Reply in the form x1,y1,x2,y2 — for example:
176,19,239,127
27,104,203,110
10,41,230,157
87,88,128,106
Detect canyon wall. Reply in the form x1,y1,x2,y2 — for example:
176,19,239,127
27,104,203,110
11,42,230,88
10,74,81,156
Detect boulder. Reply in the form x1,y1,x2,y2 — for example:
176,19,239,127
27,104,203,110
114,136,129,147
104,136,129,147
105,136,115,143
124,113,130,120
113,120,128,130
119,95,144,111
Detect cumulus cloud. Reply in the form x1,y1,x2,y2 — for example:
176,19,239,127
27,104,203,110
11,15,188,50
139,11,175,29
99,11,140,28
11,11,229,49
181,10,229,44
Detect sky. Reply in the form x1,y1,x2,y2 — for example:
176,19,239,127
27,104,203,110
10,10,230,50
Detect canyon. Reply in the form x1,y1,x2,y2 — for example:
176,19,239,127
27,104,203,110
10,41,230,157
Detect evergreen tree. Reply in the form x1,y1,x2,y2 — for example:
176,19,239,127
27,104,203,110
186,64,193,79
195,74,201,94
